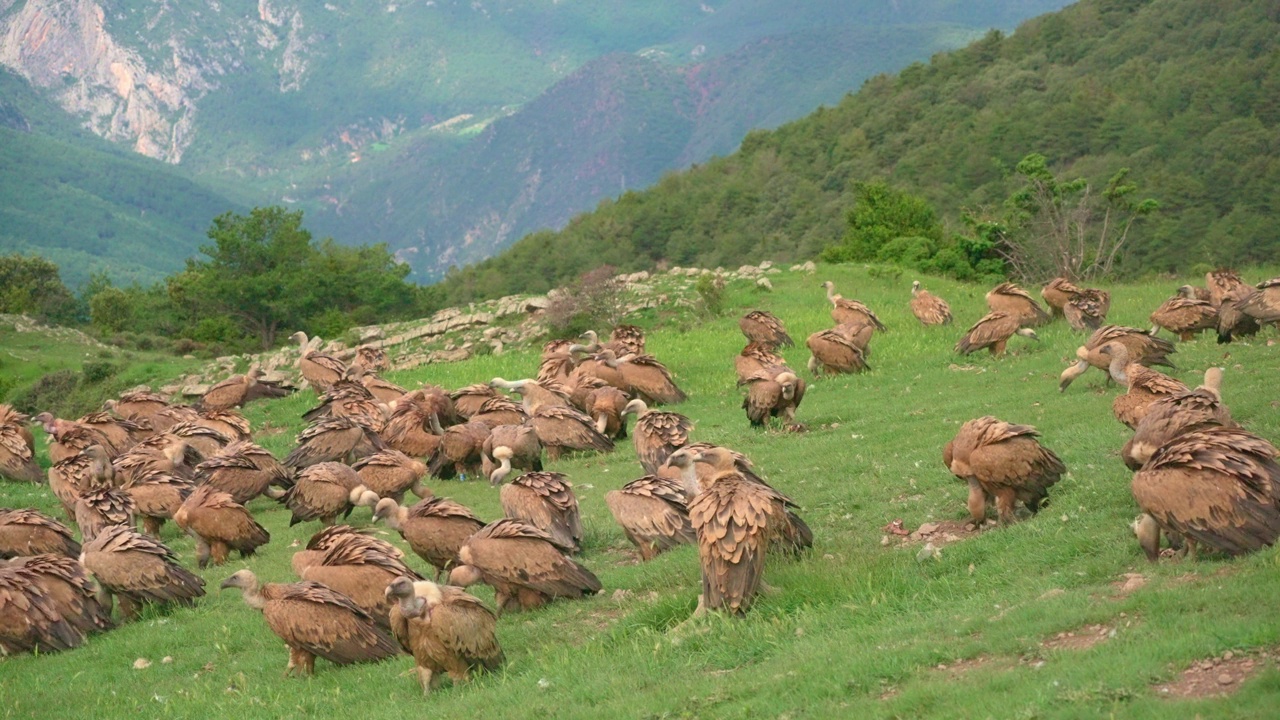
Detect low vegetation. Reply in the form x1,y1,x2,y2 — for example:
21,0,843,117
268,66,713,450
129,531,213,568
3,264,1279,718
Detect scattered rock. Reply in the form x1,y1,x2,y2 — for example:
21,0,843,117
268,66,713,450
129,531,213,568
1112,573,1147,598
133,658,151,670
1153,650,1270,699
1040,624,1113,651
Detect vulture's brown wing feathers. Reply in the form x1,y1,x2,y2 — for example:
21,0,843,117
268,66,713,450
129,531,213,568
1134,428,1280,556
0,564,85,654
0,508,81,558
266,581,399,664
688,473,778,615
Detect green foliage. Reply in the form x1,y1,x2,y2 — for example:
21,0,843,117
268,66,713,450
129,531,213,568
88,286,132,333
694,273,727,317
823,182,944,263
0,253,79,323
438,0,1280,302
169,207,421,350
1003,153,1158,281
544,266,627,338
8,370,79,415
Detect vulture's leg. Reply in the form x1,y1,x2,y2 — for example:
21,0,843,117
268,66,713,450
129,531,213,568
417,667,435,695
210,540,229,566
142,515,162,537
195,539,212,569
966,480,987,524
993,488,1018,524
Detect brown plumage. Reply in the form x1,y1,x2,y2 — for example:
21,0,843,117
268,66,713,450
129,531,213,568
290,331,349,393
380,396,445,458
1215,283,1263,343
1237,277,1280,327
352,345,391,373
450,383,502,420
74,411,147,456
113,432,200,484
284,416,385,469
528,405,614,462
687,469,791,616
429,422,491,480
686,446,813,556
955,312,1040,356
822,281,887,331
0,407,42,483
5,554,113,636
833,320,875,355
1132,427,1280,561
1040,277,1083,317
566,372,611,414
386,577,505,694
1058,325,1177,390
985,282,1050,326
173,485,270,567
36,413,117,464
909,281,953,326
374,497,485,580
1206,268,1250,307
0,562,85,654
197,367,291,412
195,440,291,505
1149,287,1217,340
352,449,429,502
806,328,870,375
284,462,380,526
584,385,630,440
739,310,794,349
469,396,529,430
48,446,115,520
944,417,1065,524
221,569,399,676
74,487,136,543
500,471,583,553
81,525,205,620
194,409,253,443
105,389,173,429
622,399,693,475
290,525,406,577
448,519,601,614
490,377,574,415
605,475,694,561
0,508,80,559
301,380,390,433
742,370,805,428
599,350,688,405
482,425,544,486
1096,342,1189,429
1064,288,1110,331
537,346,580,385
360,370,409,404
122,471,192,536
166,421,232,458
735,343,788,386
297,531,423,628
1122,368,1232,470
609,325,647,355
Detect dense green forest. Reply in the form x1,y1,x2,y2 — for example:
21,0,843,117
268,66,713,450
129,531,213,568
436,0,1280,303
0,70,240,288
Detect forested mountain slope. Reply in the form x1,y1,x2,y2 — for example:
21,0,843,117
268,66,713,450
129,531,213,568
0,0,1066,283
438,0,1280,303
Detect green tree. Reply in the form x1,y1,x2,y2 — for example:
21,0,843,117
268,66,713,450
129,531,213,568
171,207,320,349
821,182,943,263
1002,153,1158,281
0,253,79,323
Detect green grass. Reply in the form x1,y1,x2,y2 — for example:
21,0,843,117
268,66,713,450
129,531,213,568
4,265,1280,719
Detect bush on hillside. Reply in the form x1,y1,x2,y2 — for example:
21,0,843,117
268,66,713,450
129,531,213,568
544,266,628,338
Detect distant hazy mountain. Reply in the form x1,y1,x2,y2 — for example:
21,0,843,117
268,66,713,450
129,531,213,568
0,0,1068,283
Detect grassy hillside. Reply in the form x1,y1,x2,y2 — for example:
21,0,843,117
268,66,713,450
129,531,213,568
4,266,1280,717
0,71,241,288
439,0,1280,302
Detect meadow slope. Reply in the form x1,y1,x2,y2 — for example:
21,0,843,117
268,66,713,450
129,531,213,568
3,265,1280,719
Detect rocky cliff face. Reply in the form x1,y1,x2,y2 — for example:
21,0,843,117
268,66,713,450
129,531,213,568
0,0,312,163
0,0,196,161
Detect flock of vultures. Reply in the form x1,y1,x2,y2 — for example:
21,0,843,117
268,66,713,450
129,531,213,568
2,269,1280,693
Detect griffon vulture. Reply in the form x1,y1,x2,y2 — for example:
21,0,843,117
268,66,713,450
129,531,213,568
386,577,505,694
943,417,1065,524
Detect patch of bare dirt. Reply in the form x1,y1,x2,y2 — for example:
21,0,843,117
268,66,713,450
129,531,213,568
882,518,989,548
1111,572,1148,598
1153,650,1272,699
932,655,1017,678
1041,624,1114,651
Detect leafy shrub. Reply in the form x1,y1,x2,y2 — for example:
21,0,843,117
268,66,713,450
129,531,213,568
876,236,937,265
9,370,79,415
81,359,118,384
544,266,627,337
695,274,726,317
866,264,904,281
